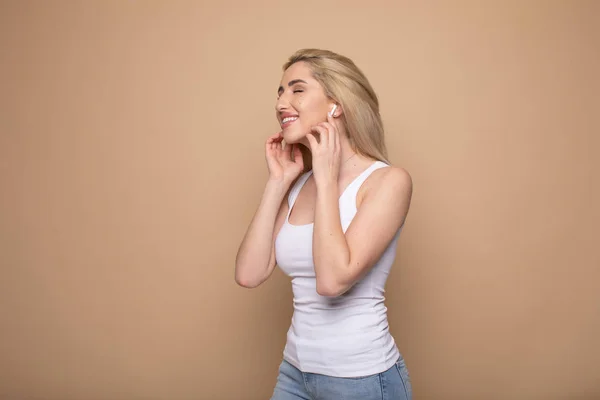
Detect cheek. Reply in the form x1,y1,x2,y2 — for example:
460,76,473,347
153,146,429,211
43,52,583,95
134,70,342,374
292,95,326,125
296,97,322,116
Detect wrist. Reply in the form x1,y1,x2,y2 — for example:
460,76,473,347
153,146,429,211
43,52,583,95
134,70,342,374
315,177,337,192
265,178,289,197
315,180,338,202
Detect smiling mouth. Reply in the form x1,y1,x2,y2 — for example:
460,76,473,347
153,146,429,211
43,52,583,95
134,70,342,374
281,116,298,127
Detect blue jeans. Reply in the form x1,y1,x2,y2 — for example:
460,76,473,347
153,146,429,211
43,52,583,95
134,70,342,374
270,356,412,400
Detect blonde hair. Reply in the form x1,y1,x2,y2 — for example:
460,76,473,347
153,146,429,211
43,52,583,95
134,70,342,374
283,48,390,166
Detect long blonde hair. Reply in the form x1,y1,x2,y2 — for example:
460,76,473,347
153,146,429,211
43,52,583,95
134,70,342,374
283,49,390,168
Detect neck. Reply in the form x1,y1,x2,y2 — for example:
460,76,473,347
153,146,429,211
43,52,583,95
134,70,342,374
336,138,358,173
299,126,360,175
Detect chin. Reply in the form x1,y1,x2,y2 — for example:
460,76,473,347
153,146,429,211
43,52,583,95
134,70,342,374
282,129,306,144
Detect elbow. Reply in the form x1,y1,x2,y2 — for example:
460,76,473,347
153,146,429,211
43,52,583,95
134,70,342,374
235,272,260,289
235,276,252,288
234,263,265,289
316,278,347,298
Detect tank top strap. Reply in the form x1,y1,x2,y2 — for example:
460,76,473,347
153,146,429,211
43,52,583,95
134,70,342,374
288,171,313,209
341,161,390,203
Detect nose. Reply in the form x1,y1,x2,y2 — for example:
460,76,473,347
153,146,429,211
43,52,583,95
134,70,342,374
275,92,291,113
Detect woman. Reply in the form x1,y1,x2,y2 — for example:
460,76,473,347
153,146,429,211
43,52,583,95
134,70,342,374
235,48,413,400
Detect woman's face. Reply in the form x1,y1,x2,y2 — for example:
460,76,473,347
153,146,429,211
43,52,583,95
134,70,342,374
275,62,333,144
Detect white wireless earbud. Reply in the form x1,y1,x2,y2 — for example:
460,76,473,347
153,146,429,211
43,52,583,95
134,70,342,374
329,104,338,117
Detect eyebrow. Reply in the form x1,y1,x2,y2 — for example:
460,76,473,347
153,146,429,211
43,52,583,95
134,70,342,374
278,79,308,96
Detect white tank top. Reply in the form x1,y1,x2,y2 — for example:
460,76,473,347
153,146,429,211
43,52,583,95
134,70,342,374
274,160,402,378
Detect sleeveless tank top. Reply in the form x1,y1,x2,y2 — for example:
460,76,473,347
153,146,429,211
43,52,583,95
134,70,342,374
274,161,403,377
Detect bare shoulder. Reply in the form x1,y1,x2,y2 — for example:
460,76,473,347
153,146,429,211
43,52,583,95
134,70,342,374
358,165,413,204
380,165,412,190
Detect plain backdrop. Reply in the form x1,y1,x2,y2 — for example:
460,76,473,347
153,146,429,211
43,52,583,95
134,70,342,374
1,1,598,399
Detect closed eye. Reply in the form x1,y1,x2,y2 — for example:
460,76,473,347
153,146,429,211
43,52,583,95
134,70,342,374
276,88,304,99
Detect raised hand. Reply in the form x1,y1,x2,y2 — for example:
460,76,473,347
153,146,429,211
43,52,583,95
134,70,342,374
265,131,304,185
305,113,342,188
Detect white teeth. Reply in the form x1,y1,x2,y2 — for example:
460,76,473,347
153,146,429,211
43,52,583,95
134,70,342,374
282,116,298,124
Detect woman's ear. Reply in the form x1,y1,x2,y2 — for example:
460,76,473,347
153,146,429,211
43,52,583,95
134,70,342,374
329,104,337,117
329,103,342,118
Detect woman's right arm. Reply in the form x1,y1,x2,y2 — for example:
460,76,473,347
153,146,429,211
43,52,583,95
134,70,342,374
234,179,290,288
234,132,304,288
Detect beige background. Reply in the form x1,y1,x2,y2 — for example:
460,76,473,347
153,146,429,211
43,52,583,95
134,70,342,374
1,1,598,399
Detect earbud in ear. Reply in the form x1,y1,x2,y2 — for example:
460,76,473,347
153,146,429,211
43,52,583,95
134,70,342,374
329,104,338,117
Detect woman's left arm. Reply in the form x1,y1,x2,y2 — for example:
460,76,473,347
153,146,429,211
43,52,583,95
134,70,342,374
306,118,413,298
313,167,412,297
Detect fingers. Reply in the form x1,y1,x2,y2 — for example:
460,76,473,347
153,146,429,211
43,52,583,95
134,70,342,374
272,141,281,153
326,113,337,147
311,125,329,148
316,122,338,152
306,133,319,151
327,123,336,150
326,112,335,125
266,132,284,154
266,131,283,145
267,131,281,141
333,123,340,150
